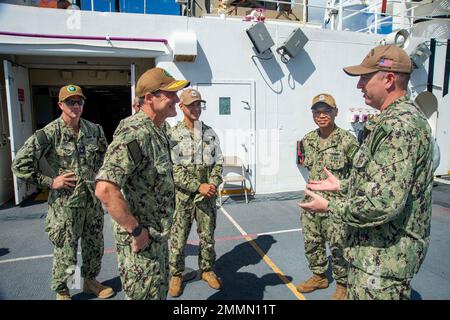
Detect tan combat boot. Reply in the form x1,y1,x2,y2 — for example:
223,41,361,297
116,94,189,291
56,290,71,300
168,276,183,297
331,283,347,300
83,278,114,299
296,274,329,293
201,271,222,290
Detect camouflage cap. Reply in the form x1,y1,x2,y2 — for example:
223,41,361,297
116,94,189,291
343,44,412,76
311,93,337,109
59,84,86,102
136,67,190,97
179,88,205,105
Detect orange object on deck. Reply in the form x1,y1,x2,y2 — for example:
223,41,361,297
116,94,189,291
38,0,57,8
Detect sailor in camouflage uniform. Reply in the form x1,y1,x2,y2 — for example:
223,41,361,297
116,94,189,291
95,68,189,300
11,84,114,300
299,45,433,300
297,94,358,300
168,88,223,297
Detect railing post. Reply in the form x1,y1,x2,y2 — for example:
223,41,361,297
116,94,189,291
338,0,343,31
401,0,405,29
303,0,307,24
374,3,378,34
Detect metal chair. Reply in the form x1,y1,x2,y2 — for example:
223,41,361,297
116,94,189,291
219,155,248,205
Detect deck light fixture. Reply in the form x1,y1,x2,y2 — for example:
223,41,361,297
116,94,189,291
276,27,308,64
246,22,275,55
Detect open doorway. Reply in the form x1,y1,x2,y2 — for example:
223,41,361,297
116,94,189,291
4,58,144,204
32,85,131,142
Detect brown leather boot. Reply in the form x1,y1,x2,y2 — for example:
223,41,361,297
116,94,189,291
168,276,183,297
83,278,114,299
296,274,329,293
201,271,222,290
331,283,347,300
56,290,71,300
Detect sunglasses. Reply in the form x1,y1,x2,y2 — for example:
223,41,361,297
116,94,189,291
184,101,204,108
64,99,85,107
312,109,334,116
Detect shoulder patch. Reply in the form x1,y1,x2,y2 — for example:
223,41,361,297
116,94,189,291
371,124,392,155
96,124,103,138
127,140,143,164
347,144,359,160
35,130,49,146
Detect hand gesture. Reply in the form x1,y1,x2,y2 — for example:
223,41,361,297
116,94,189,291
298,189,329,213
306,167,340,192
51,172,77,190
198,183,217,198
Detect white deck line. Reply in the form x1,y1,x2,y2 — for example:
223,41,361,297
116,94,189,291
0,254,53,264
258,228,302,236
435,177,450,185
0,216,301,265
219,206,248,236
219,206,306,300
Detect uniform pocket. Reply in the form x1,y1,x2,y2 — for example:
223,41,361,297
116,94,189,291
84,143,99,166
154,161,175,204
326,152,346,171
55,145,75,157
56,145,76,168
45,206,68,247
47,221,66,247
139,241,161,261
85,143,99,154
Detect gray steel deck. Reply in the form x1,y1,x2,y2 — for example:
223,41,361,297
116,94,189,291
1,182,449,300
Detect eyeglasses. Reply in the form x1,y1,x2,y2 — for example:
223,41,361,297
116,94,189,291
64,99,85,107
184,101,204,108
312,109,334,117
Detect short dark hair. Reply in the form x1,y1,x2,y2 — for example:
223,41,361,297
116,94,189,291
395,72,410,90
378,71,410,90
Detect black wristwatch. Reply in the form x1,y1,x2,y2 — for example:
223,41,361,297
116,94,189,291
131,224,143,237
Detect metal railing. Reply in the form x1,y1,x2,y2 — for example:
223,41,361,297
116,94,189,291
6,0,449,34
218,0,448,33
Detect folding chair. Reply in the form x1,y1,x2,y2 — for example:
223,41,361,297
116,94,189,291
219,155,249,205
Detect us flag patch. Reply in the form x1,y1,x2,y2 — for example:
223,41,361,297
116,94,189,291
378,58,393,67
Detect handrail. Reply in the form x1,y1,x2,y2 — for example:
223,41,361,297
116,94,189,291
0,31,168,44
341,1,430,21
222,0,447,26
3,0,448,34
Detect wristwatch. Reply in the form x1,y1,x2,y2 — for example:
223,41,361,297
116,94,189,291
130,224,143,237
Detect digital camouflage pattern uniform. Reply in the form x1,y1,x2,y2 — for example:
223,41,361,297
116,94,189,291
96,111,175,300
300,126,358,285
11,117,108,293
328,97,433,299
169,120,223,277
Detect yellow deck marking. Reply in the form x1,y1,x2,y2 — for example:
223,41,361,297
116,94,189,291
219,206,306,300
